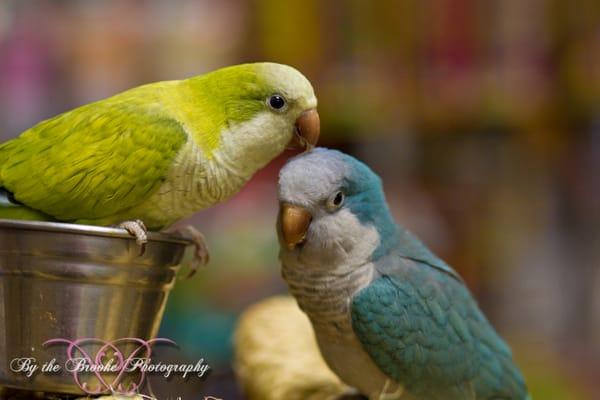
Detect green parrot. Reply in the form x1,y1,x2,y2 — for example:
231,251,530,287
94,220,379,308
0,62,319,258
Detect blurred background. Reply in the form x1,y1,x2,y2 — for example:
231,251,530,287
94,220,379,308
0,0,598,398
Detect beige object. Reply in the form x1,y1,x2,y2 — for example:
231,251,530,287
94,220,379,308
234,296,356,400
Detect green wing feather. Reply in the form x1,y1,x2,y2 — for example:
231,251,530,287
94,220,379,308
351,256,529,399
0,83,187,228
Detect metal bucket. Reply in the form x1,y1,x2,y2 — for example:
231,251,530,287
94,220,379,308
0,219,191,394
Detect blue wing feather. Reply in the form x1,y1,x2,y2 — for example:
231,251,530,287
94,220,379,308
351,253,529,399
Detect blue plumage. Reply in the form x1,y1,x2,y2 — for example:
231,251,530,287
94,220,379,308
352,259,527,399
278,148,529,399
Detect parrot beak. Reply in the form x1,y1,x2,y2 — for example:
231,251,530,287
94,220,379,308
290,109,320,150
279,203,312,250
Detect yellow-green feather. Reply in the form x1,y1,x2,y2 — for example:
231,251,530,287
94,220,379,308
0,62,304,229
172,64,273,158
0,83,187,225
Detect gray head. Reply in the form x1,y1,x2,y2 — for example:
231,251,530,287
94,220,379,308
277,148,397,268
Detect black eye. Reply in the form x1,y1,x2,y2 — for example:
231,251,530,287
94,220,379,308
333,191,344,206
327,191,345,211
268,94,286,110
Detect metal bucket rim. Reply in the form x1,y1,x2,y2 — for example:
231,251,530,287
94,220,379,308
0,219,193,245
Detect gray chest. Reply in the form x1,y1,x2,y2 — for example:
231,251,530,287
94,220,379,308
314,326,399,399
281,262,402,398
281,262,372,335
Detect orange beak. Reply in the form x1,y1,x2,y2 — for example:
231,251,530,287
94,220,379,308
290,109,320,150
279,203,312,250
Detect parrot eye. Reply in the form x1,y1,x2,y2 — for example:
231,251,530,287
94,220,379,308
268,94,287,111
326,191,345,211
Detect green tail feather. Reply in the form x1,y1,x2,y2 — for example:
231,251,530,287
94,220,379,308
0,189,55,222
0,205,56,221
0,141,54,222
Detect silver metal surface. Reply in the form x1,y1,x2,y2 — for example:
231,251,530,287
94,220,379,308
0,219,192,394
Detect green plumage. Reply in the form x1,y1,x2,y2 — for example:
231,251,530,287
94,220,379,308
0,88,187,227
0,62,317,229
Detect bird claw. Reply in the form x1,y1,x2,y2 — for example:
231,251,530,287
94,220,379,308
118,219,148,256
179,225,210,278
377,380,404,400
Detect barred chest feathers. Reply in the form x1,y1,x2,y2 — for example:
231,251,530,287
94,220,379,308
136,112,291,228
281,260,374,336
134,137,242,228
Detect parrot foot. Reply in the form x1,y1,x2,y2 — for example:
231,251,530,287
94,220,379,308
179,225,210,278
118,219,148,255
377,380,404,400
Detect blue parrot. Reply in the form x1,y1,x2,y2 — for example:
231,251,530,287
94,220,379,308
277,148,529,400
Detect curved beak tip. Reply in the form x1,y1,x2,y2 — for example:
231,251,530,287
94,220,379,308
293,109,320,150
280,203,312,250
